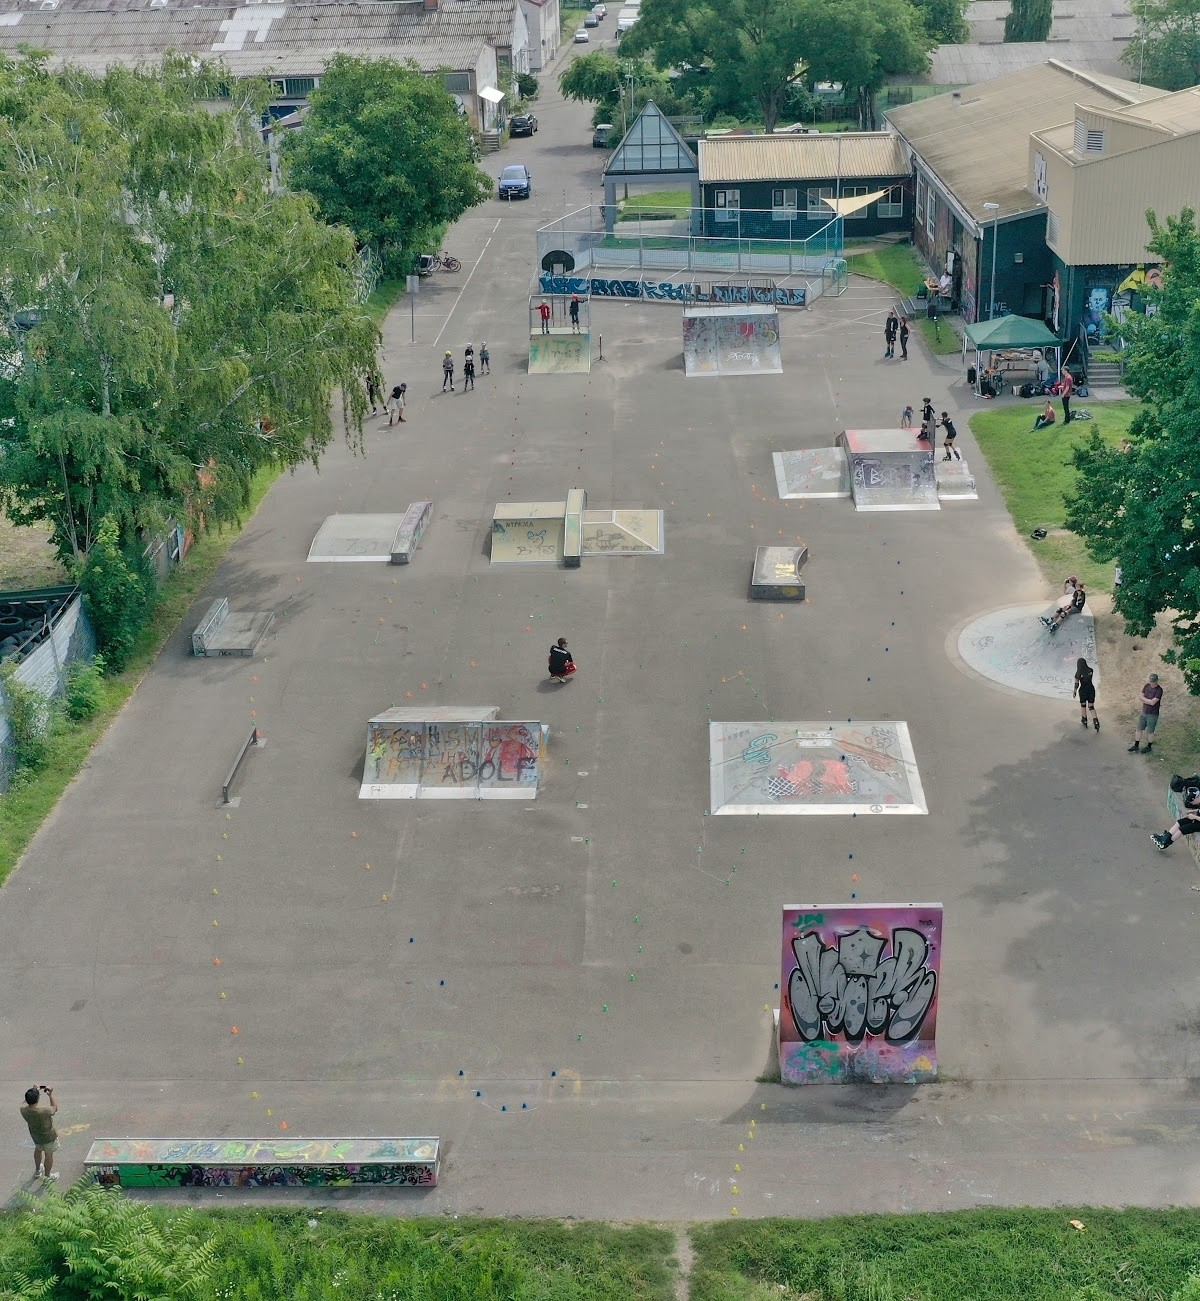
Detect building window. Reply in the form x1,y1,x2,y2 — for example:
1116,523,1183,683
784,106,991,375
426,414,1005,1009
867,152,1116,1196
878,185,903,218
714,189,740,223
915,175,924,222
806,186,834,216
842,185,869,219
772,187,798,219
925,188,936,239
1047,209,1060,247
443,72,472,94
269,76,317,98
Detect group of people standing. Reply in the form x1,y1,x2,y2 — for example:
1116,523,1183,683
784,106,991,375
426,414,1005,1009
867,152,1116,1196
442,343,490,392
884,310,910,361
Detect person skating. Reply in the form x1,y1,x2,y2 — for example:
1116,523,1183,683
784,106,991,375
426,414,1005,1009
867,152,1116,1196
463,346,475,391
548,637,575,683
387,383,406,425
569,295,581,334
366,374,381,416
480,341,490,374
1073,657,1099,731
1128,673,1163,753
939,412,960,460
898,316,910,360
1151,773,1200,850
442,351,455,391
538,301,551,335
884,310,898,358
921,397,934,427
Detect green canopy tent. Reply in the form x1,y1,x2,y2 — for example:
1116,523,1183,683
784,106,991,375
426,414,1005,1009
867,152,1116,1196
963,313,1061,394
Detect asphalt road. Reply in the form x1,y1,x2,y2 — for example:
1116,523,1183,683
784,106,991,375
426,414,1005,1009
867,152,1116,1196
4,54,1200,1220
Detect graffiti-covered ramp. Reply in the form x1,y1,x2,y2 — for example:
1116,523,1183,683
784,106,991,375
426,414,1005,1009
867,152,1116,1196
581,510,665,556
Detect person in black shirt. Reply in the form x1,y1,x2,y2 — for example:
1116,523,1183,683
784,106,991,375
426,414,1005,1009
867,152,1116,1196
1073,657,1098,732
1151,774,1200,851
548,637,575,683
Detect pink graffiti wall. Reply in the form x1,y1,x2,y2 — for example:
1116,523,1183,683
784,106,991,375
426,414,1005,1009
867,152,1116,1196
778,903,942,1084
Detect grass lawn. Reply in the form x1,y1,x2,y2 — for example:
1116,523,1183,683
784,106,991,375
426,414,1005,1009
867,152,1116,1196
968,399,1139,592
690,1207,1200,1301
846,244,962,354
617,189,691,220
0,1204,679,1301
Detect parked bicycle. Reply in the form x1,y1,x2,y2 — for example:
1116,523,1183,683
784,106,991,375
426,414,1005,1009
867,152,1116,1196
416,252,462,275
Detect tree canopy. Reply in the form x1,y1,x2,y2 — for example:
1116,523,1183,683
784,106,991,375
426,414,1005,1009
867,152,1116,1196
283,55,491,265
618,0,932,131
1066,207,1200,689
1123,0,1200,90
1005,0,1054,42
0,55,379,564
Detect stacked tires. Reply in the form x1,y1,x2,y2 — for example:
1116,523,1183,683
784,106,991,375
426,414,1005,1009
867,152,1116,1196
0,598,52,660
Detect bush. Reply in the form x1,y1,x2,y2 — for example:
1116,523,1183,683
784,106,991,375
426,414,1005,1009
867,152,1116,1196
77,518,153,672
517,72,539,101
0,662,51,774
64,656,106,720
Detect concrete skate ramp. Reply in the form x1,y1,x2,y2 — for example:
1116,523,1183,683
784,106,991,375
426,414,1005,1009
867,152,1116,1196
710,721,927,816
773,448,851,499
935,459,978,501
956,603,1097,700
839,429,939,512
360,707,548,799
683,305,782,377
580,509,665,556
308,513,413,561
529,332,591,374
491,503,566,564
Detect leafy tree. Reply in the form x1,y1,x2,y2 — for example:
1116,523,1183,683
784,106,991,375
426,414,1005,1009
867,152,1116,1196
1005,0,1053,42
0,55,379,566
913,0,969,43
517,71,539,101
1123,0,1200,89
283,55,491,266
5,1180,217,1299
78,517,154,670
559,52,685,127
1066,207,1200,689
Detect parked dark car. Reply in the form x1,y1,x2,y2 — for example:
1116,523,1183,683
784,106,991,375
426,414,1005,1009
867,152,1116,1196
592,123,616,148
510,113,538,137
498,164,533,199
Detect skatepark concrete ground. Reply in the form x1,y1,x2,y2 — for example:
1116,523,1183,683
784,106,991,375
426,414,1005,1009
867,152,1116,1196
4,64,1200,1221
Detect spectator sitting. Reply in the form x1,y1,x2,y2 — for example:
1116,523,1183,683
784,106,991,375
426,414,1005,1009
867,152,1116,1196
1032,401,1056,431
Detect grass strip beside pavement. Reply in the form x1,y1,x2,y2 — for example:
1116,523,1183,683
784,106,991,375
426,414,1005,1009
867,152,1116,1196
968,399,1139,591
845,243,962,355
689,1208,1200,1301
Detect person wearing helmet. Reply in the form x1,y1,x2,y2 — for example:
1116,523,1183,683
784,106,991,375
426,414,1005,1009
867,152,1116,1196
442,350,454,391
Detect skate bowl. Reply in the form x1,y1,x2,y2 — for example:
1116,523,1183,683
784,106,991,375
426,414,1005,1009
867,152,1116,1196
772,448,851,499
528,332,591,374
683,305,782,377
360,707,548,800
955,603,1097,700
838,429,939,512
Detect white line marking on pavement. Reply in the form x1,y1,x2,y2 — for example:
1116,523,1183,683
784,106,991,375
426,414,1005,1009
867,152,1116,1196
432,219,502,349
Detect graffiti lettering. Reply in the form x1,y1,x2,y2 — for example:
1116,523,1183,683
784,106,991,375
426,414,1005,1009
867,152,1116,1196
741,732,777,765
539,275,805,307
788,925,937,1044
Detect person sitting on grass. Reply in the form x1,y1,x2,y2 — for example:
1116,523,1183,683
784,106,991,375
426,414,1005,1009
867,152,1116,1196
1032,401,1056,431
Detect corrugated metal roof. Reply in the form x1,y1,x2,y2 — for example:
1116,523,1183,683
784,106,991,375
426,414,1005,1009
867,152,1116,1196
927,41,1131,85
885,60,1164,223
0,0,517,74
1036,84,1200,160
699,133,908,183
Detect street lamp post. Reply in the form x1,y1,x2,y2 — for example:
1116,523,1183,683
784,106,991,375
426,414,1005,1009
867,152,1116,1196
983,201,1000,320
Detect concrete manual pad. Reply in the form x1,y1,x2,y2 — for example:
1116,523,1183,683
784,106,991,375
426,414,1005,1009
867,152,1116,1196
839,428,939,512
580,509,664,556
307,513,410,562
935,458,978,500
773,448,851,499
201,610,274,657
956,603,1097,699
709,721,927,815
750,545,807,600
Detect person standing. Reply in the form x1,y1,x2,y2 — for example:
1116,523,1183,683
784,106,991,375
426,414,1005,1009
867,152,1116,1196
463,346,475,391
480,341,490,374
569,295,581,334
538,301,551,335
442,351,455,391
20,1084,58,1181
548,637,575,683
884,310,898,358
387,384,406,425
366,374,381,416
1128,672,1163,753
1060,365,1074,423
898,316,910,360
938,412,960,460
1074,657,1099,731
